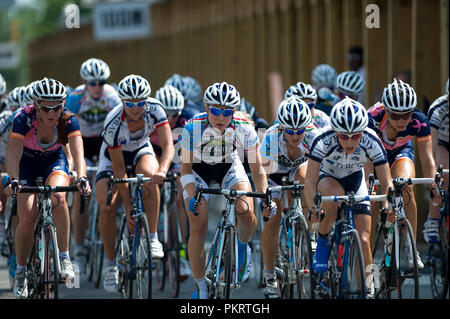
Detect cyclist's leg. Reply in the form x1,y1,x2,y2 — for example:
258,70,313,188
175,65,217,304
14,193,38,266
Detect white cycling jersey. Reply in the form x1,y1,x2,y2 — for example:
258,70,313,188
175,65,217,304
102,98,168,152
0,110,12,164
312,108,331,130
308,126,388,179
66,84,121,138
427,95,449,145
259,123,320,175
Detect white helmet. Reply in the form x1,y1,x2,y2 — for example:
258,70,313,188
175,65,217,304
284,82,317,101
22,81,37,105
330,97,368,133
203,82,240,108
117,74,151,100
80,58,111,81
277,96,312,129
0,73,5,95
311,64,337,88
8,86,25,108
183,76,202,102
336,71,365,96
382,78,417,113
155,85,184,114
32,77,67,101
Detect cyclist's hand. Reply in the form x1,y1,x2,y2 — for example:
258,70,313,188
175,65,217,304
152,170,167,185
77,176,91,196
69,171,77,185
259,199,277,220
3,179,20,197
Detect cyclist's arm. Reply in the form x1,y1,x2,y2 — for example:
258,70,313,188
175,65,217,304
373,162,394,209
63,145,74,172
430,127,439,159
108,146,133,212
68,134,86,179
304,159,321,211
155,123,175,175
248,150,268,194
417,139,437,183
180,147,196,198
5,133,23,181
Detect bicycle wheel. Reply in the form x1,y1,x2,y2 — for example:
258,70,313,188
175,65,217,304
43,226,59,299
167,206,181,297
429,215,449,299
341,229,366,299
154,210,166,292
88,205,104,289
276,221,289,299
129,214,152,299
117,217,130,299
27,233,42,299
252,198,265,289
321,235,338,299
222,227,235,299
393,219,419,299
291,216,315,299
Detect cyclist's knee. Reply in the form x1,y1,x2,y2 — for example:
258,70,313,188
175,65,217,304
51,192,67,208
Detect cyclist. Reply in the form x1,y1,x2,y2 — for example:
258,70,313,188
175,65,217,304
284,81,330,129
179,81,276,299
423,78,448,244
65,58,121,272
335,71,365,103
259,95,320,298
237,98,270,130
152,84,196,280
311,64,339,116
165,73,205,113
304,97,393,297
4,77,91,298
95,74,174,293
366,79,441,269
0,73,8,112
0,86,25,255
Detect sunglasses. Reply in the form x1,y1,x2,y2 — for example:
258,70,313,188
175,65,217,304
124,100,146,108
88,80,106,86
337,133,362,140
36,102,64,113
284,127,306,135
388,111,412,121
209,106,234,117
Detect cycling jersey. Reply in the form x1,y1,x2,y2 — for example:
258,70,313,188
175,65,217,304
66,84,121,138
0,110,13,164
102,98,168,152
179,112,259,165
10,105,81,158
367,102,431,150
308,126,388,179
259,123,320,175
427,95,449,147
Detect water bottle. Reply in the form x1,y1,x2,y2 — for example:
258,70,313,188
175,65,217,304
384,221,394,267
337,243,344,269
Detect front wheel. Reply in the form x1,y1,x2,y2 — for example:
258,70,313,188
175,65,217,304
341,229,366,299
428,215,449,299
43,226,59,299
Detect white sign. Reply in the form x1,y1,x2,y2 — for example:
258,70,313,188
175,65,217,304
0,42,20,70
93,1,151,41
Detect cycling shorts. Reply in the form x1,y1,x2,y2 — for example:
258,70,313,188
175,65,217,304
386,142,415,169
19,151,69,187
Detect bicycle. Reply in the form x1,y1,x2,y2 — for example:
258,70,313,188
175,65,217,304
154,172,180,297
425,166,449,299
269,178,315,299
193,185,271,299
370,175,440,299
11,177,86,299
313,191,389,299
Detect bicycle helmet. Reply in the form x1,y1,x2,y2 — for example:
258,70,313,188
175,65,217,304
183,76,202,102
382,78,417,113
336,71,365,96
203,82,240,108
8,86,25,108
0,73,5,95
311,64,337,89
284,81,317,101
22,81,37,105
80,58,111,81
117,74,151,100
276,95,312,129
32,77,67,101
330,97,368,133
155,85,184,114
446,78,449,95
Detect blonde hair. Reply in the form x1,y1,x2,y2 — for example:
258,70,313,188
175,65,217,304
234,110,255,127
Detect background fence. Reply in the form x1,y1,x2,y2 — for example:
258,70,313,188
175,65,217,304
28,0,449,242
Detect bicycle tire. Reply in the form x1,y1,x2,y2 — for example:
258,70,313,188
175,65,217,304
43,226,59,299
117,216,129,299
276,221,289,299
429,215,449,299
292,216,315,299
27,231,42,299
393,219,419,299
252,198,265,289
129,214,152,299
324,235,338,299
222,227,234,299
88,204,104,289
341,229,366,299
167,206,181,297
